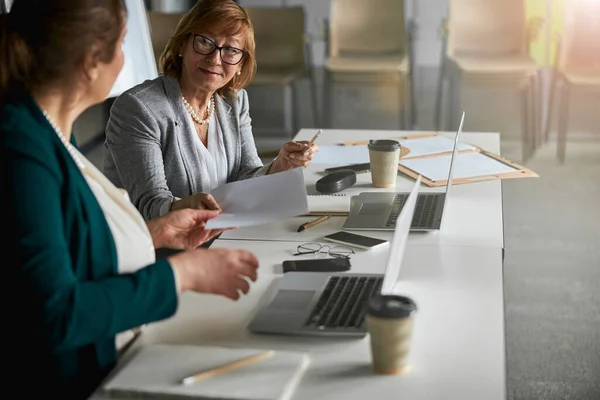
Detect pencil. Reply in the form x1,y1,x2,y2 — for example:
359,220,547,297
297,215,330,232
181,350,275,385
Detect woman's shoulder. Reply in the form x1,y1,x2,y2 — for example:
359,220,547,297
0,98,51,148
112,75,174,115
220,88,249,111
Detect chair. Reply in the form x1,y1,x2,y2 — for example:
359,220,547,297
244,6,318,138
544,0,600,163
324,0,415,130
146,11,185,72
435,0,543,161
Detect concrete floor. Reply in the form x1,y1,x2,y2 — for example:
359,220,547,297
81,66,600,400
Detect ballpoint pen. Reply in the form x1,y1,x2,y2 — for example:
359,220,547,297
297,214,330,232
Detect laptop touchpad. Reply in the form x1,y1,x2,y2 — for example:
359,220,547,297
358,203,387,215
270,290,315,310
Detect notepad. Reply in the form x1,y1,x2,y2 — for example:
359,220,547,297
307,193,350,215
103,344,310,400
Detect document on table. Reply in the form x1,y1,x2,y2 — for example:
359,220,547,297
399,151,518,181
310,145,370,165
399,135,476,158
205,168,309,229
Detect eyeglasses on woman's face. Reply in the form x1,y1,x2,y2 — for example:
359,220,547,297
293,242,355,258
192,34,246,65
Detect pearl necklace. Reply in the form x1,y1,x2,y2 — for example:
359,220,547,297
42,110,86,170
182,95,214,125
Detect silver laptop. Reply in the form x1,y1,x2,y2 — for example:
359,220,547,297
342,111,465,232
247,175,422,338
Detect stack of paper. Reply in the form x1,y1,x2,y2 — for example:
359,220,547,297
103,344,310,400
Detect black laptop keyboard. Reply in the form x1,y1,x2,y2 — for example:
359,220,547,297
303,276,383,330
385,193,441,229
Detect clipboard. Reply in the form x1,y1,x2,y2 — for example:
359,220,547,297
398,148,538,187
339,133,538,187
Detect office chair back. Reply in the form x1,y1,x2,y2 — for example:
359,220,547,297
558,0,600,71
328,0,407,57
447,0,527,57
245,6,306,71
147,11,186,72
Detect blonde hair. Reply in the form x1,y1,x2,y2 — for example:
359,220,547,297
160,0,256,98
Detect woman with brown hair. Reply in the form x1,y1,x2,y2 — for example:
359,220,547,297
0,1,259,397
103,0,318,220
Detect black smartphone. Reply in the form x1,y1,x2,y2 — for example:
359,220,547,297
282,257,351,273
322,231,389,250
324,163,371,174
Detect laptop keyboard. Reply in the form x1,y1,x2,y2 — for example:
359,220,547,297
304,276,383,330
385,193,441,228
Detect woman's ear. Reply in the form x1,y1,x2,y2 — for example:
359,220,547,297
83,44,101,82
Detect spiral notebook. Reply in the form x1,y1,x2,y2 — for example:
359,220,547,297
102,344,310,400
307,193,350,216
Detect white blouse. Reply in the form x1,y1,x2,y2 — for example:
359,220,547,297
186,110,229,192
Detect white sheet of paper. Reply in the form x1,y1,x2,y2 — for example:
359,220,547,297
400,152,517,181
399,135,476,158
205,168,309,229
310,145,370,165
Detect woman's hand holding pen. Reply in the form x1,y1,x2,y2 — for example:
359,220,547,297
269,140,319,173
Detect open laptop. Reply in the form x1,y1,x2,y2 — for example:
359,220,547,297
247,175,421,338
342,111,465,232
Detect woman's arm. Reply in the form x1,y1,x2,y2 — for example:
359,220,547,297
7,149,178,353
104,91,174,220
235,89,272,180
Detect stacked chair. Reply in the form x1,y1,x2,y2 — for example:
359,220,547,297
544,0,600,163
324,0,416,130
435,0,543,161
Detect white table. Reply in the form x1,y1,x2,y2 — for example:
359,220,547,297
91,239,505,400
220,129,505,249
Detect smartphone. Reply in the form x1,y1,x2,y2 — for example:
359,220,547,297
282,257,351,273
322,231,389,250
324,163,371,174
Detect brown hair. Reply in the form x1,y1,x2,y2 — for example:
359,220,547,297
160,0,256,98
0,0,126,105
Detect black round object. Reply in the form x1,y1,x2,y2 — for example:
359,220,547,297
366,294,417,319
315,169,357,193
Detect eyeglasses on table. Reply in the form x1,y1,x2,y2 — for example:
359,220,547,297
293,242,355,258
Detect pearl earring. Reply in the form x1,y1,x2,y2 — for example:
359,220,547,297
178,53,182,57
236,71,241,76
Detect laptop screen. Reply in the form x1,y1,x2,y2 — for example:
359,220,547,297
380,175,421,295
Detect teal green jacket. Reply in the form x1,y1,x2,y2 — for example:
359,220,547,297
1,96,179,399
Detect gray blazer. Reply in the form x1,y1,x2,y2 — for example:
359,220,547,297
103,75,271,220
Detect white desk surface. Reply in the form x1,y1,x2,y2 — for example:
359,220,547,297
91,239,505,400
220,130,504,248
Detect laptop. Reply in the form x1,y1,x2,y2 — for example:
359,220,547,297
342,111,465,232
247,175,421,338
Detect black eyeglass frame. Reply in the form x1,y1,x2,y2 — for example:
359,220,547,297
293,242,355,259
191,34,247,65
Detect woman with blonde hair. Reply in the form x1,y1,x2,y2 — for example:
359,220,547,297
103,0,318,220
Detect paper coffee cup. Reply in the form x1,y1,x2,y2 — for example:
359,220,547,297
368,140,401,188
365,294,417,375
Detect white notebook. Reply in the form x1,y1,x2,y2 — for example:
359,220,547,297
103,344,310,400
